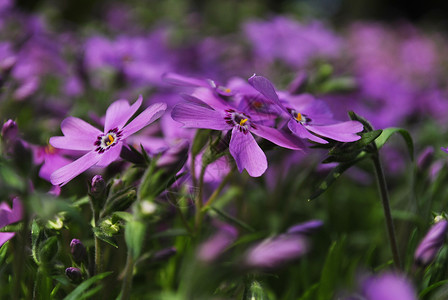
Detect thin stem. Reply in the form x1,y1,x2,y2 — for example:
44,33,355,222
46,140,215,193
372,153,401,269
202,170,233,211
194,165,207,232
119,253,134,300
13,206,29,300
90,199,103,275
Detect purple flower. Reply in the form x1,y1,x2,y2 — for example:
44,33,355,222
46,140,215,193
361,272,417,300
244,234,308,269
414,217,448,266
287,219,324,235
248,75,363,144
171,94,303,177
197,224,238,263
0,197,23,247
50,96,166,185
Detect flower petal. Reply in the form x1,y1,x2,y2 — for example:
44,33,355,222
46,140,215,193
229,128,267,177
288,120,328,144
50,151,100,186
171,99,231,130
49,136,94,151
96,142,123,167
162,72,207,87
251,124,304,150
121,102,167,139
248,75,281,105
305,121,363,142
39,153,72,181
60,117,102,138
0,232,15,247
104,95,142,132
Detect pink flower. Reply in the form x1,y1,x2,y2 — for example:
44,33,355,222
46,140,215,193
49,95,166,185
0,197,22,247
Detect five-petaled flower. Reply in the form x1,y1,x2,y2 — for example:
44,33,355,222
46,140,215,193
49,95,166,186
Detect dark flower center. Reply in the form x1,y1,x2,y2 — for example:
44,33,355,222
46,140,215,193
94,128,123,153
224,109,256,134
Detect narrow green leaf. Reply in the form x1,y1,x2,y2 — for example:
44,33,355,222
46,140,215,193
93,227,118,248
419,280,448,298
317,237,346,300
112,211,133,222
63,272,112,300
192,129,212,156
374,127,414,160
210,207,255,232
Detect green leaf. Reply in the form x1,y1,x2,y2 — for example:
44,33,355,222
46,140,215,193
63,272,112,300
112,211,134,222
192,129,212,156
210,207,255,232
309,152,367,200
419,280,448,298
298,283,319,300
348,111,374,132
93,227,118,248
0,241,9,265
374,127,414,160
317,238,346,300
125,220,146,259
328,130,382,157
319,77,356,94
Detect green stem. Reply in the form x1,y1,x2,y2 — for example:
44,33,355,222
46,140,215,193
119,253,134,300
372,153,401,269
13,206,29,300
194,165,207,232
90,200,103,275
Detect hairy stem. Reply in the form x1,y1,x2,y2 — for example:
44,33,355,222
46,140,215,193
119,253,134,300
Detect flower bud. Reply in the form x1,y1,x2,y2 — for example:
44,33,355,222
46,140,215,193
287,219,323,235
416,146,434,171
90,175,106,199
414,217,448,267
70,239,87,264
65,267,82,283
1,119,17,143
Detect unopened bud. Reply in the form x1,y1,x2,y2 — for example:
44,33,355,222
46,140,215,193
417,147,434,171
1,119,17,142
414,217,448,267
287,219,324,235
70,239,87,264
65,267,82,283
151,247,177,263
90,175,106,198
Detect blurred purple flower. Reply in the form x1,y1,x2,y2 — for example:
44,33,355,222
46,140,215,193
198,224,238,263
244,234,308,269
33,145,73,182
414,217,448,266
0,197,23,247
49,96,166,185
361,272,417,300
287,219,324,235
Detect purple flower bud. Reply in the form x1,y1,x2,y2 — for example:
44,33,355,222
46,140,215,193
1,119,17,143
244,234,308,269
287,219,323,235
90,175,106,198
65,267,82,283
416,146,434,170
70,239,87,264
151,247,177,262
198,224,238,263
361,272,417,300
414,218,448,266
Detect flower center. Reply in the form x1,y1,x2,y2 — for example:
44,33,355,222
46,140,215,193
94,128,123,153
290,109,310,124
224,109,256,134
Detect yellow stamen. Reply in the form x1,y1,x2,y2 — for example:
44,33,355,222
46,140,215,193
239,118,248,126
295,112,302,122
224,88,231,93
106,134,115,145
45,145,56,154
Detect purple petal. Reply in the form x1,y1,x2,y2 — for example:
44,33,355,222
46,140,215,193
245,235,309,268
49,136,94,151
229,128,267,177
248,75,282,106
39,153,72,181
162,72,207,87
288,120,328,144
362,273,417,300
414,219,448,266
50,151,100,186
104,95,142,132
60,117,102,138
0,198,22,228
121,102,167,139
441,146,448,153
251,124,304,150
0,232,15,247
287,220,324,235
305,121,363,142
171,100,231,130
96,142,123,167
